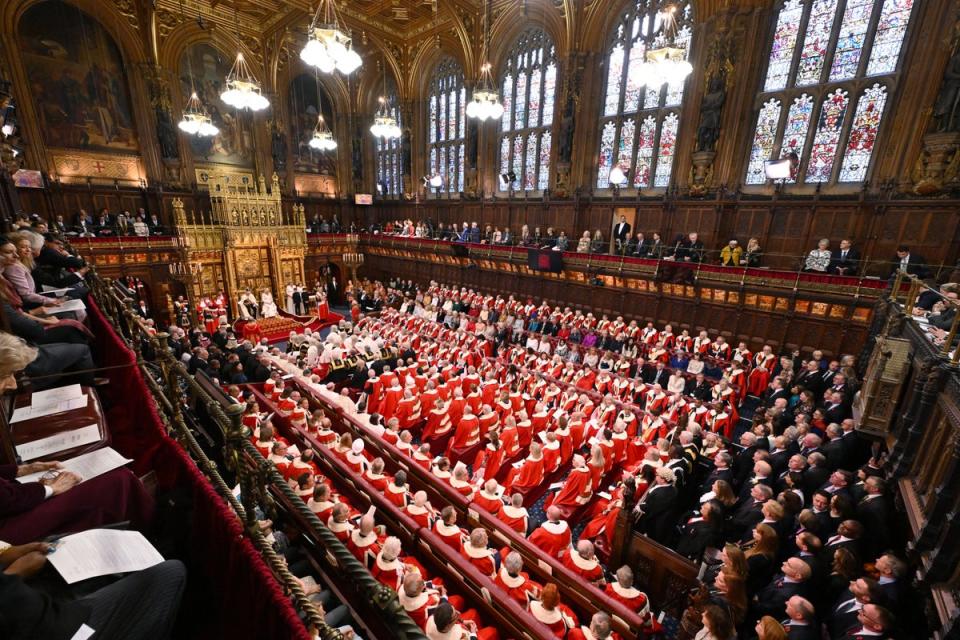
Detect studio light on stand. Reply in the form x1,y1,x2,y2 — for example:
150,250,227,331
609,165,628,197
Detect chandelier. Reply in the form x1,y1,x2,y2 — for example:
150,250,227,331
370,99,402,139
178,92,219,137
308,115,337,151
467,0,503,122
641,6,693,87
221,53,270,111
466,63,505,121
300,0,362,75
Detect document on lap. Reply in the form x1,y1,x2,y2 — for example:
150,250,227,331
14,423,100,461
31,384,84,405
10,394,89,423
45,299,87,314
48,529,165,584
17,447,133,484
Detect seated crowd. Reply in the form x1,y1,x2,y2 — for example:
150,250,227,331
171,273,906,640
12,208,167,238
0,226,185,639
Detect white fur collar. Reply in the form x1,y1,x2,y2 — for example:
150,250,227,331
350,529,377,546
541,520,569,535
463,543,493,560
435,521,461,537
498,567,526,588
529,600,563,624
610,582,642,599
502,505,528,518
568,551,599,571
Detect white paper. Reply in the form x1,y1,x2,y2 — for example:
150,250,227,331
15,424,100,461
69,624,96,640
31,384,83,406
287,444,301,458
17,447,132,484
11,395,88,424
46,299,87,315
41,287,72,297
48,529,164,584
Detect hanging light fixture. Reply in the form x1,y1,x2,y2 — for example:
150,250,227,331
466,0,503,122
642,6,693,87
179,91,220,136
176,0,219,136
308,70,337,151
370,57,401,140
221,52,270,111
308,115,337,151
301,0,362,75
221,9,269,111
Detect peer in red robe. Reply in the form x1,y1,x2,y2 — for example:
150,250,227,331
494,562,541,608
473,482,504,515
560,544,605,585
528,508,572,558
461,535,498,578
546,457,593,509
529,588,578,638
504,445,545,492
498,501,529,535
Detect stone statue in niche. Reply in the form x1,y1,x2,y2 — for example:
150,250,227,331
352,127,363,181
933,45,960,133
465,119,478,168
270,121,288,172
156,106,179,160
696,72,726,152
558,95,576,164
401,127,412,177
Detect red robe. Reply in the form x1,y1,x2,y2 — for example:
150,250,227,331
498,504,529,535
384,483,409,509
505,455,544,491
371,553,406,590
528,520,571,558
529,600,578,638
548,466,593,509
462,543,497,578
448,415,481,453
560,549,604,583
422,407,453,443
604,582,651,618
434,520,464,551
494,566,541,607
473,444,505,483
347,529,381,567
474,490,503,515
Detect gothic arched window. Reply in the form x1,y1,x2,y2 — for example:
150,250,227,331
427,58,466,194
498,28,558,192
375,87,402,197
744,0,916,186
596,1,693,190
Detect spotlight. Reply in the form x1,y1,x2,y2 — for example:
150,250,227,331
429,174,443,188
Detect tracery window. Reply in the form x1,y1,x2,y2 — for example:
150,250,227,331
427,58,465,194
596,1,693,190
744,0,916,186
375,88,403,197
498,28,557,191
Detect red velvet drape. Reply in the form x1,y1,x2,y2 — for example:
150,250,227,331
87,299,311,640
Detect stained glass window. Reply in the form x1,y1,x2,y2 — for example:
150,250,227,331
375,81,403,198
597,1,693,190
745,99,783,185
839,84,887,182
498,28,558,191
745,0,916,186
427,58,465,194
538,133,552,191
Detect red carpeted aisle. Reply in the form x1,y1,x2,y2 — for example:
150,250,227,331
236,309,343,344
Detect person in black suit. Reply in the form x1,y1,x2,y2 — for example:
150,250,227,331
751,557,812,620
728,484,772,542
686,373,713,401
783,595,820,640
823,392,849,424
821,520,863,567
675,500,723,560
700,451,735,494
822,424,849,471
842,603,896,640
826,578,882,639
733,432,761,489
873,554,906,615
738,460,775,502
613,216,631,253
829,239,861,276
646,362,669,387
629,232,650,257
809,490,834,535
763,377,790,407
820,469,854,503
889,245,929,279
0,550,186,640
856,477,892,559
636,467,679,545
794,360,826,397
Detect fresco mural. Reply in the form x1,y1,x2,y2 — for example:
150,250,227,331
289,73,337,176
18,0,138,153
179,43,254,167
